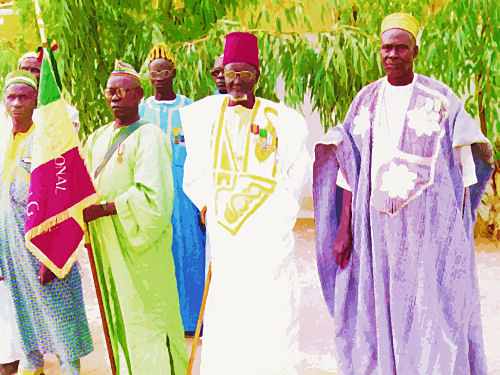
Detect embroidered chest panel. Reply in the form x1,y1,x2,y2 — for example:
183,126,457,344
352,82,450,216
211,98,279,235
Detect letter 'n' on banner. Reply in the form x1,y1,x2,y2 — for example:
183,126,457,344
24,46,97,278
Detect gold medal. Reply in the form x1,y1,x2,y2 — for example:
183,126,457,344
117,143,124,163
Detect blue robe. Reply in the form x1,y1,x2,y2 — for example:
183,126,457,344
139,95,206,332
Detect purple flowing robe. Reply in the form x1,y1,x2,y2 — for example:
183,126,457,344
313,74,493,374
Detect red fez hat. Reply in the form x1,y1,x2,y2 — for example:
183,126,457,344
223,32,259,69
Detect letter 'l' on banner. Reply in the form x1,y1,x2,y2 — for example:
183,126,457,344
24,47,97,279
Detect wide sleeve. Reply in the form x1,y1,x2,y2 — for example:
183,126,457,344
180,97,219,211
313,92,363,317
275,108,312,201
451,102,494,212
312,126,349,317
113,127,174,253
457,145,477,187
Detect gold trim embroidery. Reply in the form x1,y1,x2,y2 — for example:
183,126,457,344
213,99,280,235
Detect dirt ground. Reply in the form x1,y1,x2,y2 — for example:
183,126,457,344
40,219,500,375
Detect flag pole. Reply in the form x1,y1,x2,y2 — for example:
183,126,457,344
84,222,117,375
187,261,212,375
33,0,47,46
32,2,116,374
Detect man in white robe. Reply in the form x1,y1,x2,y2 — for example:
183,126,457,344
180,32,311,374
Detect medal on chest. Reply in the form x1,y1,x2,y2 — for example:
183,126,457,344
212,98,279,235
117,143,124,163
252,107,278,162
172,127,185,144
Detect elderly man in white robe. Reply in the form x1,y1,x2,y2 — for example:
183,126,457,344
180,32,311,374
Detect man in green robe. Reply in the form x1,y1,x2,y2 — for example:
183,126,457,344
83,61,188,374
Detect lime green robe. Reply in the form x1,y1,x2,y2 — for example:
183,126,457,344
84,122,188,374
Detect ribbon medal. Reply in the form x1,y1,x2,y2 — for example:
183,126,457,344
172,127,185,144
259,128,268,150
254,125,277,162
172,127,180,144
117,143,124,163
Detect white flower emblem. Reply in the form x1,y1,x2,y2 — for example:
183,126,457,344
379,162,418,199
407,104,441,137
352,105,370,137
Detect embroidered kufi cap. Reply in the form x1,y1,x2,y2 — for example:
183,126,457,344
381,13,419,40
223,32,259,69
4,70,38,91
109,60,141,83
17,51,39,68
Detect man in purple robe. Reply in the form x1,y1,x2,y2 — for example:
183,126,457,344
313,12,494,374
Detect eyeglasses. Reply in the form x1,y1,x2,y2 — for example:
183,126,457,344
210,67,224,77
148,68,175,79
223,71,256,82
103,86,139,100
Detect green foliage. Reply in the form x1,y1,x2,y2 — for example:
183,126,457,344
0,40,19,96
419,0,499,164
8,0,498,163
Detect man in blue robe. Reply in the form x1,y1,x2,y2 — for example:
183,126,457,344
139,43,206,336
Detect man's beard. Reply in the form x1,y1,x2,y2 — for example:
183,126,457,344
229,93,248,102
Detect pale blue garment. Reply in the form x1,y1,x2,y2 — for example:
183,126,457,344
0,129,92,372
139,95,206,332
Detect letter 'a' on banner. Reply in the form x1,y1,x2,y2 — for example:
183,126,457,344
24,47,97,279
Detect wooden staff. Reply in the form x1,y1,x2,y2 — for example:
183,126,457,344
84,222,117,375
187,261,212,375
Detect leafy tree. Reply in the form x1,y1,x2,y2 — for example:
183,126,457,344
3,0,499,234
7,1,497,146
0,39,20,90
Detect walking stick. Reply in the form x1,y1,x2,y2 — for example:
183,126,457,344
84,222,117,375
186,261,212,375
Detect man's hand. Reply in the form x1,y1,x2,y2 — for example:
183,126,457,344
200,206,207,226
39,263,56,286
333,227,352,269
473,143,495,169
83,202,117,223
334,188,353,269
